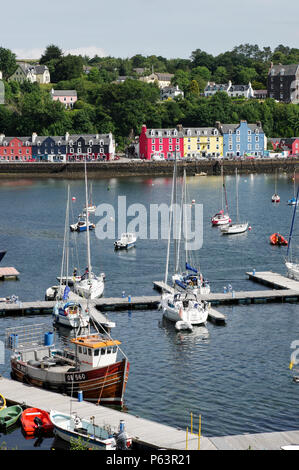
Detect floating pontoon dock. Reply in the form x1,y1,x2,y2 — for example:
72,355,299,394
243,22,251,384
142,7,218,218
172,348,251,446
1,376,299,450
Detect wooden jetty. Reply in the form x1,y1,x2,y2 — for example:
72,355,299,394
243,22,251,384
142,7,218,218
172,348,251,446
0,267,19,281
1,376,299,450
246,271,299,292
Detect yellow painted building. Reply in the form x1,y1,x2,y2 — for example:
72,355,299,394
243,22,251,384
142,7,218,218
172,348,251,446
183,127,223,158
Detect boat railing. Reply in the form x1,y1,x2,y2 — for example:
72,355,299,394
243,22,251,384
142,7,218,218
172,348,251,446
5,323,53,351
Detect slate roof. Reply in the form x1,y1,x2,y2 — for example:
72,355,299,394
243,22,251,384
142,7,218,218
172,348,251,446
269,64,299,76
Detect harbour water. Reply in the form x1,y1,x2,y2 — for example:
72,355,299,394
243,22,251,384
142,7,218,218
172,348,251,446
0,172,299,449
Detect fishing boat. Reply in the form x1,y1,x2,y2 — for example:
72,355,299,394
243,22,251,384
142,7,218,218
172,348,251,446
0,405,22,430
8,325,129,406
21,408,54,436
211,165,231,226
285,186,299,280
221,169,248,235
272,169,280,203
74,161,105,300
269,233,288,246
50,411,132,450
288,170,298,206
114,233,136,250
161,160,209,327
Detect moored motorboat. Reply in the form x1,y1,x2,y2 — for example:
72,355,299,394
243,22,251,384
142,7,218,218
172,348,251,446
269,233,288,246
8,326,129,406
21,407,54,436
50,410,132,450
114,233,136,250
70,216,95,232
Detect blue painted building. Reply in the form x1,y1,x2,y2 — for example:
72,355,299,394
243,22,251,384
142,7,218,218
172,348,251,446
217,120,266,157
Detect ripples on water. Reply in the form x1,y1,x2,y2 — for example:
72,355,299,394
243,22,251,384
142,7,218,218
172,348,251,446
0,173,299,448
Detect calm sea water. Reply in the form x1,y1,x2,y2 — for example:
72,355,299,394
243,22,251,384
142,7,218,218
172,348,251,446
0,172,299,449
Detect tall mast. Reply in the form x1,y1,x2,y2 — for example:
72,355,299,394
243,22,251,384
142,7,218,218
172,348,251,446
165,166,175,285
287,185,299,260
173,151,178,274
84,160,92,279
235,168,239,224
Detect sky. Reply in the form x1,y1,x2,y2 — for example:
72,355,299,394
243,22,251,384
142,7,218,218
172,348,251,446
2,0,299,60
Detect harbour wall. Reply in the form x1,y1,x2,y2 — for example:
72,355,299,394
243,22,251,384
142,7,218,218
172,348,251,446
0,159,298,179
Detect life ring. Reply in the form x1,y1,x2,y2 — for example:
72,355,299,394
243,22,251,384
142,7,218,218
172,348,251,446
0,393,6,411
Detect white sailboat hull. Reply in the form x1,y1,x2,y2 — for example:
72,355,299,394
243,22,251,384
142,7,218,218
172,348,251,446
161,293,209,325
285,261,299,281
221,222,248,234
74,277,105,300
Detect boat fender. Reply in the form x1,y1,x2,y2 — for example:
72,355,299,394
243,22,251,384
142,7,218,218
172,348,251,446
115,431,129,450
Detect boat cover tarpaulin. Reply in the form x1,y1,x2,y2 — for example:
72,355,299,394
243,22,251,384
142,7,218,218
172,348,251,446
175,280,186,290
63,286,70,300
185,263,197,273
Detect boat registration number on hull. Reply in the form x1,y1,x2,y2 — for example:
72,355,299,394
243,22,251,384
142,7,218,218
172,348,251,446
65,373,86,382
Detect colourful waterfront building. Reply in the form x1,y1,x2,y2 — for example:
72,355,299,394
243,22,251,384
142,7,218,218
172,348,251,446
216,120,266,157
0,136,32,161
183,127,223,158
139,124,184,159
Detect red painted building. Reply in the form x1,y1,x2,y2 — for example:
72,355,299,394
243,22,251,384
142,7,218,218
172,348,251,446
270,137,299,156
139,124,184,160
0,137,32,161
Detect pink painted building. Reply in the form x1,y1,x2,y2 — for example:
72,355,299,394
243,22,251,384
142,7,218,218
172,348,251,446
139,124,184,160
51,88,77,108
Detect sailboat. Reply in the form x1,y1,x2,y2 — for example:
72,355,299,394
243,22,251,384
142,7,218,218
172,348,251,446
272,169,280,203
83,182,97,213
172,170,210,295
288,170,298,206
211,165,231,226
221,168,248,234
285,185,299,280
74,161,105,300
160,158,210,329
52,186,90,329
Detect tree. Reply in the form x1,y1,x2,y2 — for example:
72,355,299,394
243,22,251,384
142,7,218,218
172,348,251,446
51,55,84,82
40,44,63,64
0,47,17,79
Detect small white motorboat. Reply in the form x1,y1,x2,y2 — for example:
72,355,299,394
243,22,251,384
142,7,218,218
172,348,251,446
70,216,95,232
50,410,132,450
114,233,136,250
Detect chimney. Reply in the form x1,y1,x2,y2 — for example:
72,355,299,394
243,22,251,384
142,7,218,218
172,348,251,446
256,121,261,127
32,132,37,143
176,124,183,132
0,133,5,144
215,121,221,130
141,124,147,134
65,132,69,142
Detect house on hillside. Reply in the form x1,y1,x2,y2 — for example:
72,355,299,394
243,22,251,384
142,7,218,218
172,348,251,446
160,85,184,100
204,80,254,98
8,63,50,84
50,89,77,108
139,72,174,89
267,63,299,103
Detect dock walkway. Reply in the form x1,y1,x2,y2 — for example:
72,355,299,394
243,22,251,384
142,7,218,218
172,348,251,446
1,376,299,450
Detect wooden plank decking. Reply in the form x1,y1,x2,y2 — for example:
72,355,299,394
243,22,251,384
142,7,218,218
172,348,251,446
1,376,299,450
